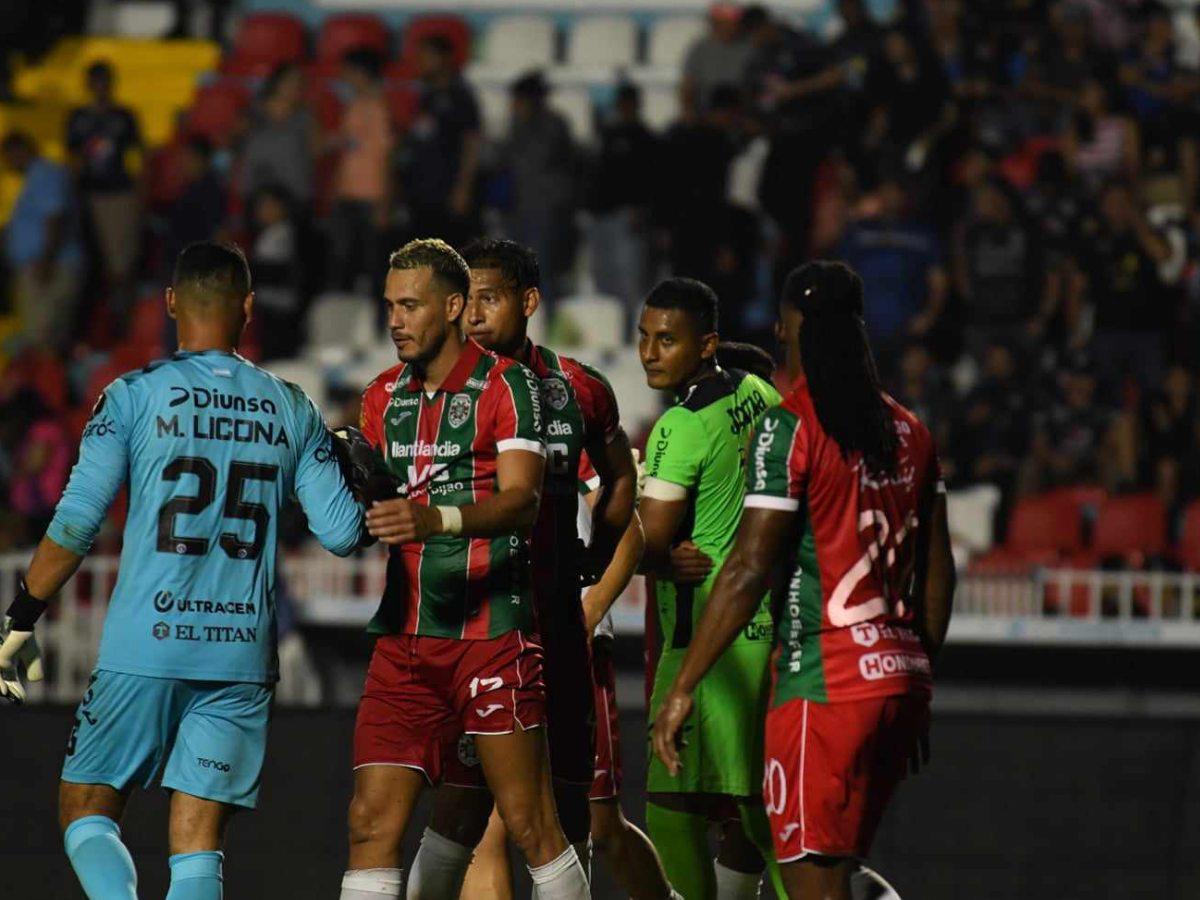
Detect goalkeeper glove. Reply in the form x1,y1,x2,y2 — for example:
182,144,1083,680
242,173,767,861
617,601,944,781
330,426,402,505
0,581,46,705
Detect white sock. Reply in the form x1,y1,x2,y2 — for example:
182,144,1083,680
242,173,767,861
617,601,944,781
714,861,762,899
526,846,589,900
852,864,902,899
340,868,403,899
533,839,592,898
406,828,473,899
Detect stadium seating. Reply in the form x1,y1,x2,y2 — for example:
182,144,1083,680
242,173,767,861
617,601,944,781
1006,492,1085,557
384,83,421,132
647,16,706,71
640,85,681,132
1179,500,1200,571
307,294,379,355
1091,494,1168,564
111,2,174,38
305,77,344,131
183,80,250,146
555,294,625,351
567,17,639,71
222,12,307,77
314,13,391,75
480,16,557,71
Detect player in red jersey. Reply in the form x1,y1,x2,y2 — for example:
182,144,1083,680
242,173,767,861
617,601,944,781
404,238,678,899
339,239,590,900
652,261,956,900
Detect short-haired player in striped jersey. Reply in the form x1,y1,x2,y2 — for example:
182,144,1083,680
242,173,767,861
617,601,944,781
653,261,956,900
340,240,590,900
405,238,679,899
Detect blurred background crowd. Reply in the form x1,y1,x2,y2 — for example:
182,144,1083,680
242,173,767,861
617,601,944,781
1,0,1199,571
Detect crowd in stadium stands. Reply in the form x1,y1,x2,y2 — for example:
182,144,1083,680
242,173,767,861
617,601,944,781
1,0,1199,565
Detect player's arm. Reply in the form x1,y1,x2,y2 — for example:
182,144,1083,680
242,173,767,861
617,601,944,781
912,489,955,663
578,364,637,575
2,382,132,701
582,489,645,634
637,407,713,583
366,448,544,543
294,400,368,556
651,505,793,774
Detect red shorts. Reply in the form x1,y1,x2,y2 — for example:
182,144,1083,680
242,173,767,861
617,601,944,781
762,693,929,862
443,619,594,788
589,636,622,800
354,631,545,784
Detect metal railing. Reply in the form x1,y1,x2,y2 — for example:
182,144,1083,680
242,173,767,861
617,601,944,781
4,552,1200,704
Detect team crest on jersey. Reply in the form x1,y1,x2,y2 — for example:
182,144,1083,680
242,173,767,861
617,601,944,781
543,377,569,411
448,393,473,428
457,733,480,768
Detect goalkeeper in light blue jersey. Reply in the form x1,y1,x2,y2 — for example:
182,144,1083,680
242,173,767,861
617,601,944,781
0,242,367,900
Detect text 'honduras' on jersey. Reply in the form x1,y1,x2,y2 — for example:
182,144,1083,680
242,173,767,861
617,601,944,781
47,350,366,684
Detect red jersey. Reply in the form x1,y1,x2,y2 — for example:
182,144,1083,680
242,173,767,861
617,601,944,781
359,339,545,639
744,381,942,703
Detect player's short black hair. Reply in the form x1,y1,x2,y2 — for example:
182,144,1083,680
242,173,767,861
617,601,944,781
461,238,540,293
644,277,719,334
86,60,114,83
342,46,384,80
389,238,470,297
173,241,252,306
717,341,775,381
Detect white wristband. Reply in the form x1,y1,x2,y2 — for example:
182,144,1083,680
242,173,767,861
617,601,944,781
436,506,463,536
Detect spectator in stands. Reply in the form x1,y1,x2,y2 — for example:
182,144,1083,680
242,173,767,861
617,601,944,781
681,3,754,120
240,63,318,212
892,340,956,468
500,71,578,306
1024,151,1090,262
248,185,304,362
1062,78,1140,190
1083,179,1173,390
956,340,1033,494
952,177,1043,355
1,131,83,350
1020,355,1132,493
328,47,393,295
1019,1,1113,131
1140,364,1197,512
586,82,659,329
838,173,948,371
399,34,483,248
163,136,225,270
4,387,71,543
66,60,144,330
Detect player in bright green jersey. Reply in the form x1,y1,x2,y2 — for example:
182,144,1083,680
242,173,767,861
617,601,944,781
636,278,785,900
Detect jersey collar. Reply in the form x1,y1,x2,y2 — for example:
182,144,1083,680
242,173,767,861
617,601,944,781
517,338,550,378
400,338,485,393
172,349,242,360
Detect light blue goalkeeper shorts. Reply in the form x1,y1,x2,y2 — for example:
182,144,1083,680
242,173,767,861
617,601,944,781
61,669,273,809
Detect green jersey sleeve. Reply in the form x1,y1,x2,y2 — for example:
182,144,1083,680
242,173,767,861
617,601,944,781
744,405,804,511
644,405,707,490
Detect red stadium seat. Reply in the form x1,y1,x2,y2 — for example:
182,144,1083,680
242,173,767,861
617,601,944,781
222,12,308,78
306,77,345,131
385,83,421,131
398,15,471,74
1092,494,1168,563
315,13,391,75
145,137,191,211
185,80,251,147
1179,501,1200,571
1005,492,1084,557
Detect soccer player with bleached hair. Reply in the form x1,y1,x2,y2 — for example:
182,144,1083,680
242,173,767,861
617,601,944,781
0,241,368,900
340,239,590,900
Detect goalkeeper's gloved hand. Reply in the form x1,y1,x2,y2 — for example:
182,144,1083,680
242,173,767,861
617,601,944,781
330,426,403,506
1,581,46,705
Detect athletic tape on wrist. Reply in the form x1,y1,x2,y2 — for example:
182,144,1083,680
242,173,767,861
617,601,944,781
6,581,47,631
436,506,463,536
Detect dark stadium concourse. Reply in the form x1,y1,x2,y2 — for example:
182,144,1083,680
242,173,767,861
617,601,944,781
5,697,1200,900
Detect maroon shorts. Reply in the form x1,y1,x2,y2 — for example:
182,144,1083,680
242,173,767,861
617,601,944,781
444,617,594,788
354,631,545,784
589,636,622,800
762,693,929,862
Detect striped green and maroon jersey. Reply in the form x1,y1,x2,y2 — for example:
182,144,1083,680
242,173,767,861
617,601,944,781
359,339,546,639
745,380,941,704
519,342,620,634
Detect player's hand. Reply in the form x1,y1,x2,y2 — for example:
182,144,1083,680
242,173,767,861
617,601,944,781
909,728,931,775
651,689,693,777
668,541,713,584
366,498,442,545
329,426,401,506
0,618,45,705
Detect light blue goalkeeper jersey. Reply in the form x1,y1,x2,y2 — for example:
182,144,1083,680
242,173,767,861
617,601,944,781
46,349,365,684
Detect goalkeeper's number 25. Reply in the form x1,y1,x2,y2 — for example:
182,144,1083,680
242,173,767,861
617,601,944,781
156,456,278,560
